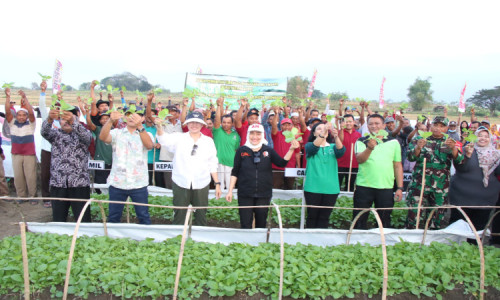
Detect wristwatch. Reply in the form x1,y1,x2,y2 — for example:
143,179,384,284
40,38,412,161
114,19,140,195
136,128,146,133
214,182,221,185
396,187,404,191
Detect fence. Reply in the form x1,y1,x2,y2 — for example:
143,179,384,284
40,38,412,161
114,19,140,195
3,195,499,300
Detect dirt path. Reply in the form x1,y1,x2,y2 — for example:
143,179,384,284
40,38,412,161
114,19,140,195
0,200,51,239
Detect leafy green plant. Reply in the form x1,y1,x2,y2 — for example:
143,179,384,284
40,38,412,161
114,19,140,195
2,82,14,89
50,94,59,109
364,130,389,144
417,115,427,123
106,85,119,94
153,87,162,95
38,73,52,81
58,99,75,114
121,86,126,92
269,99,285,107
399,103,408,110
158,108,171,120
182,87,200,98
464,129,478,143
283,127,303,143
135,89,145,100
326,115,335,123
418,130,433,139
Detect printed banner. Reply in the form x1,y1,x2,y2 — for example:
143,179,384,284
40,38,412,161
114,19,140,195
184,73,287,109
306,69,318,99
379,77,386,109
52,59,63,94
458,83,467,113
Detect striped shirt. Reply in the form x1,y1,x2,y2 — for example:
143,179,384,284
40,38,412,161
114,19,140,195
9,119,36,155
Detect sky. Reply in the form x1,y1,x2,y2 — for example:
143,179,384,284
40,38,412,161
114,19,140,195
1,0,499,103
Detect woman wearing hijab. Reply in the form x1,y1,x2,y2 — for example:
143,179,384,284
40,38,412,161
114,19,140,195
449,126,500,231
226,124,299,228
303,122,345,228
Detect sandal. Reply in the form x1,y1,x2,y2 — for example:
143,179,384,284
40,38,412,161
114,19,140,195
43,201,52,208
30,200,39,205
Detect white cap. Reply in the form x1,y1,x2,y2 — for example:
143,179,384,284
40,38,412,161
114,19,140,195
290,112,299,118
247,124,264,133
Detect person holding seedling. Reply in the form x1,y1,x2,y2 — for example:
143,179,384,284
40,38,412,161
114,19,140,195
226,124,299,228
235,98,261,146
144,92,164,188
156,110,221,226
90,80,112,127
271,107,302,189
449,126,500,235
353,114,403,229
405,116,464,229
338,114,361,192
303,121,345,228
212,97,240,191
4,88,38,203
100,99,154,225
158,104,182,189
41,100,92,221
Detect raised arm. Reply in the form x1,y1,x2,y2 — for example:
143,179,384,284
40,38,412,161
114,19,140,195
359,101,366,126
234,98,247,129
39,81,48,120
19,91,36,123
338,98,344,117
390,115,404,138
90,80,98,116
180,97,189,125
146,91,154,123
214,97,223,129
4,88,13,123
100,111,121,144
355,139,377,164
298,107,307,132
85,108,97,132
271,106,279,135
189,97,195,112
108,92,114,110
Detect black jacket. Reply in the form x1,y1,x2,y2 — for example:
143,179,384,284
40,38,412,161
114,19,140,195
231,144,288,198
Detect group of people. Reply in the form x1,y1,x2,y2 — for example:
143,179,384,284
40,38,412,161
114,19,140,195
1,80,500,246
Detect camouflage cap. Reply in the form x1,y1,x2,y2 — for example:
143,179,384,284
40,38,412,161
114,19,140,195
432,116,449,126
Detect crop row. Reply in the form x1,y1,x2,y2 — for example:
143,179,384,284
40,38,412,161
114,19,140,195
0,233,499,299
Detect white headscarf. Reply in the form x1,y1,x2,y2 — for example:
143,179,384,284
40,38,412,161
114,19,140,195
244,124,268,149
474,128,500,187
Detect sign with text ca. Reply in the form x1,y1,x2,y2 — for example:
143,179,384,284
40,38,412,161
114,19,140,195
184,73,287,110
285,168,306,178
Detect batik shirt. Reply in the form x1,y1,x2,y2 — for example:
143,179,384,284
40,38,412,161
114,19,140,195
41,120,91,188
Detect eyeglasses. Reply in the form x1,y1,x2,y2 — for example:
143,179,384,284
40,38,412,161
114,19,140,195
254,151,261,164
191,144,198,156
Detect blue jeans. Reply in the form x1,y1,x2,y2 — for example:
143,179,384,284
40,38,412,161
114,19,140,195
108,185,151,225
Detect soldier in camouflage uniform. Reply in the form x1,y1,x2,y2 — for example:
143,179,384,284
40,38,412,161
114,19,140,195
405,116,464,229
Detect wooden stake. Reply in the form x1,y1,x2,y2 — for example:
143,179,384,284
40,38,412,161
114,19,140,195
173,205,193,300
97,202,108,237
415,158,427,229
347,145,354,192
272,203,285,300
19,222,30,300
370,209,389,300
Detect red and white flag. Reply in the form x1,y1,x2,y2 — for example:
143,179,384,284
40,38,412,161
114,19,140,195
379,77,386,109
52,59,63,94
306,69,318,98
458,83,467,113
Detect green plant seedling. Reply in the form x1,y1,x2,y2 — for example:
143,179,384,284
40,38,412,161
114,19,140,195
58,99,75,114
2,82,14,89
269,99,285,107
417,115,427,123
107,85,119,94
283,127,303,143
50,94,59,109
121,86,126,92
418,130,433,139
326,115,335,123
61,85,67,92
364,130,389,144
464,132,478,143
158,108,171,120
153,88,162,94
38,73,52,81
399,103,408,110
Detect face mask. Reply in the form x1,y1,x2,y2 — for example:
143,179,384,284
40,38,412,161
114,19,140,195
448,129,456,133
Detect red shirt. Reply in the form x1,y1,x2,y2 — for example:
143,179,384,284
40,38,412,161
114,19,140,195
337,128,361,168
271,131,300,170
182,125,213,138
236,123,249,146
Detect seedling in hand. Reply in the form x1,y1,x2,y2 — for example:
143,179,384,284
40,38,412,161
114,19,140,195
364,130,389,144
38,73,52,82
107,85,119,95
2,82,14,89
153,88,163,95
283,127,303,143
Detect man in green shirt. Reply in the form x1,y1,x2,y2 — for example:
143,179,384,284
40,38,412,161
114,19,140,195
86,111,113,186
353,114,404,229
212,97,240,190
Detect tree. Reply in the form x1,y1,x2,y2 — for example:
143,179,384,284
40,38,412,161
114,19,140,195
287,76,309,100
100,72,154,92
79,82,91,90
407,77,433,110
467,86,500,115
31,82,40,90
328,91,349,101
311,89,325,99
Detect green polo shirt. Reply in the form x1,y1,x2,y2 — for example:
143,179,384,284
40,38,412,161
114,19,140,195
94,126,112,165
212,127,240,167
355,138,401,189
304,143,345,194
145,125,160,164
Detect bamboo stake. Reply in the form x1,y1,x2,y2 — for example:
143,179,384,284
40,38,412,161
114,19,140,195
415,158,427,229
63,200,92,300
346,209,371,245
152,146,157,186
173,205,193,300
481,210,500,243
19,222,30,300
453,206,485,300
420,208,438,246
370,209,388,300
272,203,285,300
347,145,354,192
126,197,130,223
97,202,108,237
266,205,274,243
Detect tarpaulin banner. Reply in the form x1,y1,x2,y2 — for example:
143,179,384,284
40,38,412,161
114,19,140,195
458,83,467,113
306,69,318,98
52,59,62,94
184,73,287,109
379,76,386,109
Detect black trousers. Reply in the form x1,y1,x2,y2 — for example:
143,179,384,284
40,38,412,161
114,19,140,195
238,197,271,229
353,185,394,229
147,164,166,188
491,194,500,245
449,207,493,231
94,164,111,184
304,191,339,228
338,167,358,192
50,186,91,222
40,150,51,198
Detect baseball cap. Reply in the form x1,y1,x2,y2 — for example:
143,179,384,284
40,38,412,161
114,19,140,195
307,118,321,126
247,110,259,118
248,124,264,133
183,111,207,126
268,110,276,116
481,120,491,125
96,100,110,109
281,118,292,125
432,116,449,126
290,112,299,118
384,117,395,123
449,121,457,126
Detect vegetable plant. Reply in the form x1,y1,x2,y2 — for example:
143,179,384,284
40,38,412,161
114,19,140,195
417,115,427,123
2,82,14,89
182,87,200,98
158,108,171,120
153,87,162,95
399,103,408,110
37,73,52,81
106,85,119,94
463,129,478,143
135,89,145,100
364,130,389,143
121,86,126,92
283,127,303,143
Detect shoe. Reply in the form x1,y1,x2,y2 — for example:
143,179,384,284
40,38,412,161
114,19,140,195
30,200,39,205
43,201,52,208
16,200,25,204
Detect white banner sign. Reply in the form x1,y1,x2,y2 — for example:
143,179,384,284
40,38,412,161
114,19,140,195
285,168,306,177
154,162,174,172
52,59,63,94
88,160,105,170
403,172,412,182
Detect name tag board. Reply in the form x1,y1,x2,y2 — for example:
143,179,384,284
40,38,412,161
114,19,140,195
88,160,105,170
285,168,306,178
403,172,412,182
154,162,174,172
